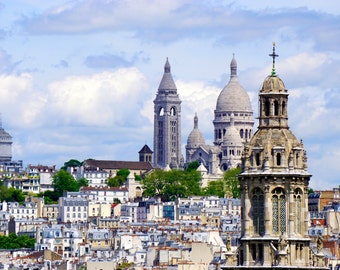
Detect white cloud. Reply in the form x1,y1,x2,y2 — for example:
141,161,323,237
47,67,149,126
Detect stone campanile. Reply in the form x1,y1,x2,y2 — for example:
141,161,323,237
226,45,327,269
153,58,182,169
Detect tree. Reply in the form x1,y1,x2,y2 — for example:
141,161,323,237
52,170,79,197
77,177,89,187
0,183,25,203
142,169,202,201
61,159,82,171
107,168,130,187
224,167,241,198
8,188,25,203
203,180,225,198
185,161,200,172
0,233,35,249
117,168,130,179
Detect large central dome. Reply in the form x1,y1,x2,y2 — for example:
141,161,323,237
215,56,252,113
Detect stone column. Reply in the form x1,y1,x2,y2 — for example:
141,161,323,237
289,184,295,238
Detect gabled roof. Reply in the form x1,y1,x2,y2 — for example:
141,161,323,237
83,159,154,171
139,144,153,154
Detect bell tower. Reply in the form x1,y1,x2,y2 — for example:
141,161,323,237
153,58,182,169
234,44,327,269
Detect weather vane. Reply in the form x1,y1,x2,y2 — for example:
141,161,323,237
269,42,279,76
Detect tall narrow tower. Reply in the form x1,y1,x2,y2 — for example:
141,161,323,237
0,116,12,162
153,58,182,169
234,45,327,269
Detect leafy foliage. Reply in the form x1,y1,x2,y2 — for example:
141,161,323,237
201,167,241,198
203,180,225,198
224,167,241,198
108,169,130,187
0,233,35,249
142,169,202,201
61,159,83,171
185,161,200,172
0,182,25,203
52,170,79,197
77,177,89,187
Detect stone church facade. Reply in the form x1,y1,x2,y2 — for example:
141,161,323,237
153,56,253,174
185,55,254,174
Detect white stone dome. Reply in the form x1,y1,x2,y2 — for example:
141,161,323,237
223,115,242,146
187,113,205,147
216,56,252,112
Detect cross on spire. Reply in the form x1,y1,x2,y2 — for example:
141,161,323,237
269,42,279,76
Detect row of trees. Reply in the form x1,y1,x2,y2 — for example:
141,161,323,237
0,233,35,249
0,182,25,203
141,162,241,201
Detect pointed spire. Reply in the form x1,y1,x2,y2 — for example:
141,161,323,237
269,42,279,76
194,112,198,129
230,53,237,78
164,57,171,73
157,57,177,92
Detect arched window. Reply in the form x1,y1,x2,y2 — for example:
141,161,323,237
170,107,176,116
240,129,244,138
272,188,286,234
252,187,265,235
265,99,270,116
294,188,303,235
255,153,261,166
159,107,164,116
282,101,286,115
274,100,279,116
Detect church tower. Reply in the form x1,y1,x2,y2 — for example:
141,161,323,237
153,58,182,169
235,45,327,269
0,117,12,162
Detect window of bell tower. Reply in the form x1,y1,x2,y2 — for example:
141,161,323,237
252,187,265,235
282,101,286,115
159,107,164,116
265,99,270,116
272,188,286,234
274,100,279,116
255,153,261,166
294,188,303,235
276,153,281,166
170,107,176,116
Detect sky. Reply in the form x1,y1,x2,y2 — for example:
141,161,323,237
0,0,339,190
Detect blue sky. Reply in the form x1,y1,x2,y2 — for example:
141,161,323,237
0,0,339,189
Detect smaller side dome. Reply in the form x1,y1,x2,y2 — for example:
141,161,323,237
223,115,242,146
260,75,286,93
187,113,205,148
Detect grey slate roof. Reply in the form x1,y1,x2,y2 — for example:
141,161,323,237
158,58,177,92
83,159,154,171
